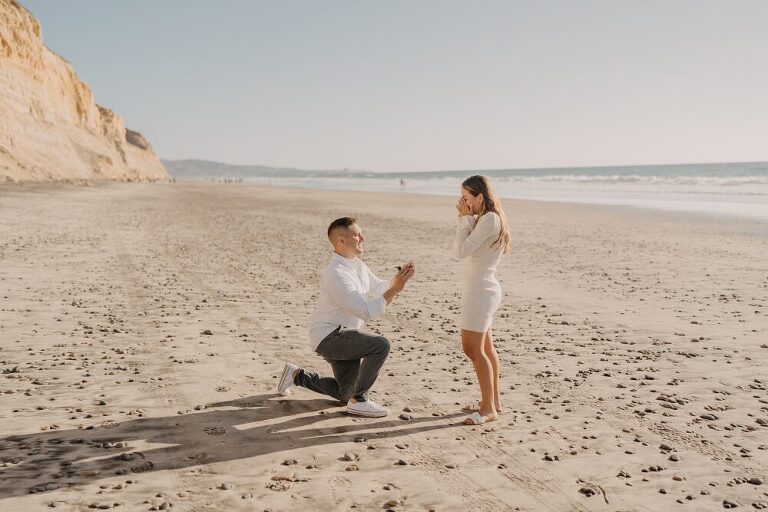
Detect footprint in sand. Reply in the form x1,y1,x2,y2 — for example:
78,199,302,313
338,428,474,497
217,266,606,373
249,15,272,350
130,461,154,473
203,425,225,436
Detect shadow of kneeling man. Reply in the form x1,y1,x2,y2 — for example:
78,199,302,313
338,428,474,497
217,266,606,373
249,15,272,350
0,393,462,500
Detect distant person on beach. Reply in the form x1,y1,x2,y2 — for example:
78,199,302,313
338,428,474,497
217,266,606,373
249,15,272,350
454,175,511,425
277,217,415,417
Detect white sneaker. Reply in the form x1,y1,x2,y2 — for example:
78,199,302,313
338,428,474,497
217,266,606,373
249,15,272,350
278,362,298,396
346,399,388,418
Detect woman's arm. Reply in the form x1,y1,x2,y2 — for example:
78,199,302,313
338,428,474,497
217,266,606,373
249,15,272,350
453,213,498,259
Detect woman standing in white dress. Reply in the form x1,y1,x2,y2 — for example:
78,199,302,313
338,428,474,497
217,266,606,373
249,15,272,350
454,175,511,425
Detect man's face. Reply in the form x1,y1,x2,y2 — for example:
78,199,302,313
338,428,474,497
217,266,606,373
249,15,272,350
339,223,365,256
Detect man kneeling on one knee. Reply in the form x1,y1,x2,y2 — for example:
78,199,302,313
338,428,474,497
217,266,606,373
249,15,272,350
278,217,415,417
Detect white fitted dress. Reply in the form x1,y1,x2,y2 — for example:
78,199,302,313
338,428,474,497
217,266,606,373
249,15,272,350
454,212,503,332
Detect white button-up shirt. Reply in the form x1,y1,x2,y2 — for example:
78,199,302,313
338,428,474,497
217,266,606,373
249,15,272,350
309,253,389,350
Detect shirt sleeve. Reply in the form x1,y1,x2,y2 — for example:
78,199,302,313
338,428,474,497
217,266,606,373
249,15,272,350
454,213,498,259
366,265,390,297
326,266,387,321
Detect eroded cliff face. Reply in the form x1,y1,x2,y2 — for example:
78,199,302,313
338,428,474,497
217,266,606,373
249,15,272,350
0,0,169,183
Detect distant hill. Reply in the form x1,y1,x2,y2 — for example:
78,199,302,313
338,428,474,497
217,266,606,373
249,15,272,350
162,159,465,180
162,159,368,180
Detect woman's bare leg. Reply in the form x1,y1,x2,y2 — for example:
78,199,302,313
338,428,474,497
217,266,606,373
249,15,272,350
483,328,501,413
461,329,498,423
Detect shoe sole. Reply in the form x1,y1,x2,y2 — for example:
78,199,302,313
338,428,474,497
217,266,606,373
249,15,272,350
277,363,295,395
346,408,388,418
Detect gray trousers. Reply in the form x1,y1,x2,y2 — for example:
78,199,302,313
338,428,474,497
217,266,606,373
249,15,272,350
295,327,390,403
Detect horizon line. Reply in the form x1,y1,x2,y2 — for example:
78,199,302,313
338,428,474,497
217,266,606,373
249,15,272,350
160,157,768,175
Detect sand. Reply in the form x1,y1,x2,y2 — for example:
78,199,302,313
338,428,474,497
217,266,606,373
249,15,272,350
0,182,766,511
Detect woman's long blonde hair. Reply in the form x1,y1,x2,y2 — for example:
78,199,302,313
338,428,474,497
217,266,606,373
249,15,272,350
462,175,511,255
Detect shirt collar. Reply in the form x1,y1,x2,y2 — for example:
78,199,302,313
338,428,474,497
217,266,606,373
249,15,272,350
332,252,359,269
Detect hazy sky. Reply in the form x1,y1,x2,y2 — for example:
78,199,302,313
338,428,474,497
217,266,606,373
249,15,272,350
22,1,768,171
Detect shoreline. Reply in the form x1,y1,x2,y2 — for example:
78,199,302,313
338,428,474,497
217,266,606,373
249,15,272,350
4,180,768,239
169,178,768,224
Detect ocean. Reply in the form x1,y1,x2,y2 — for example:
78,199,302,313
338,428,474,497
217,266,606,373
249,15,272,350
231,161,768,220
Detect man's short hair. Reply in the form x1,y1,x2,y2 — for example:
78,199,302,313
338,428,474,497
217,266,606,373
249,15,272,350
327,217,357,238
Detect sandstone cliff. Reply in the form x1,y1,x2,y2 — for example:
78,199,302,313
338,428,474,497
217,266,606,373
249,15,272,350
0,0,169,183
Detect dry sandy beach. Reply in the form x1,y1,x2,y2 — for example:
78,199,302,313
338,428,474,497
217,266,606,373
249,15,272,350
0,183,766,511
